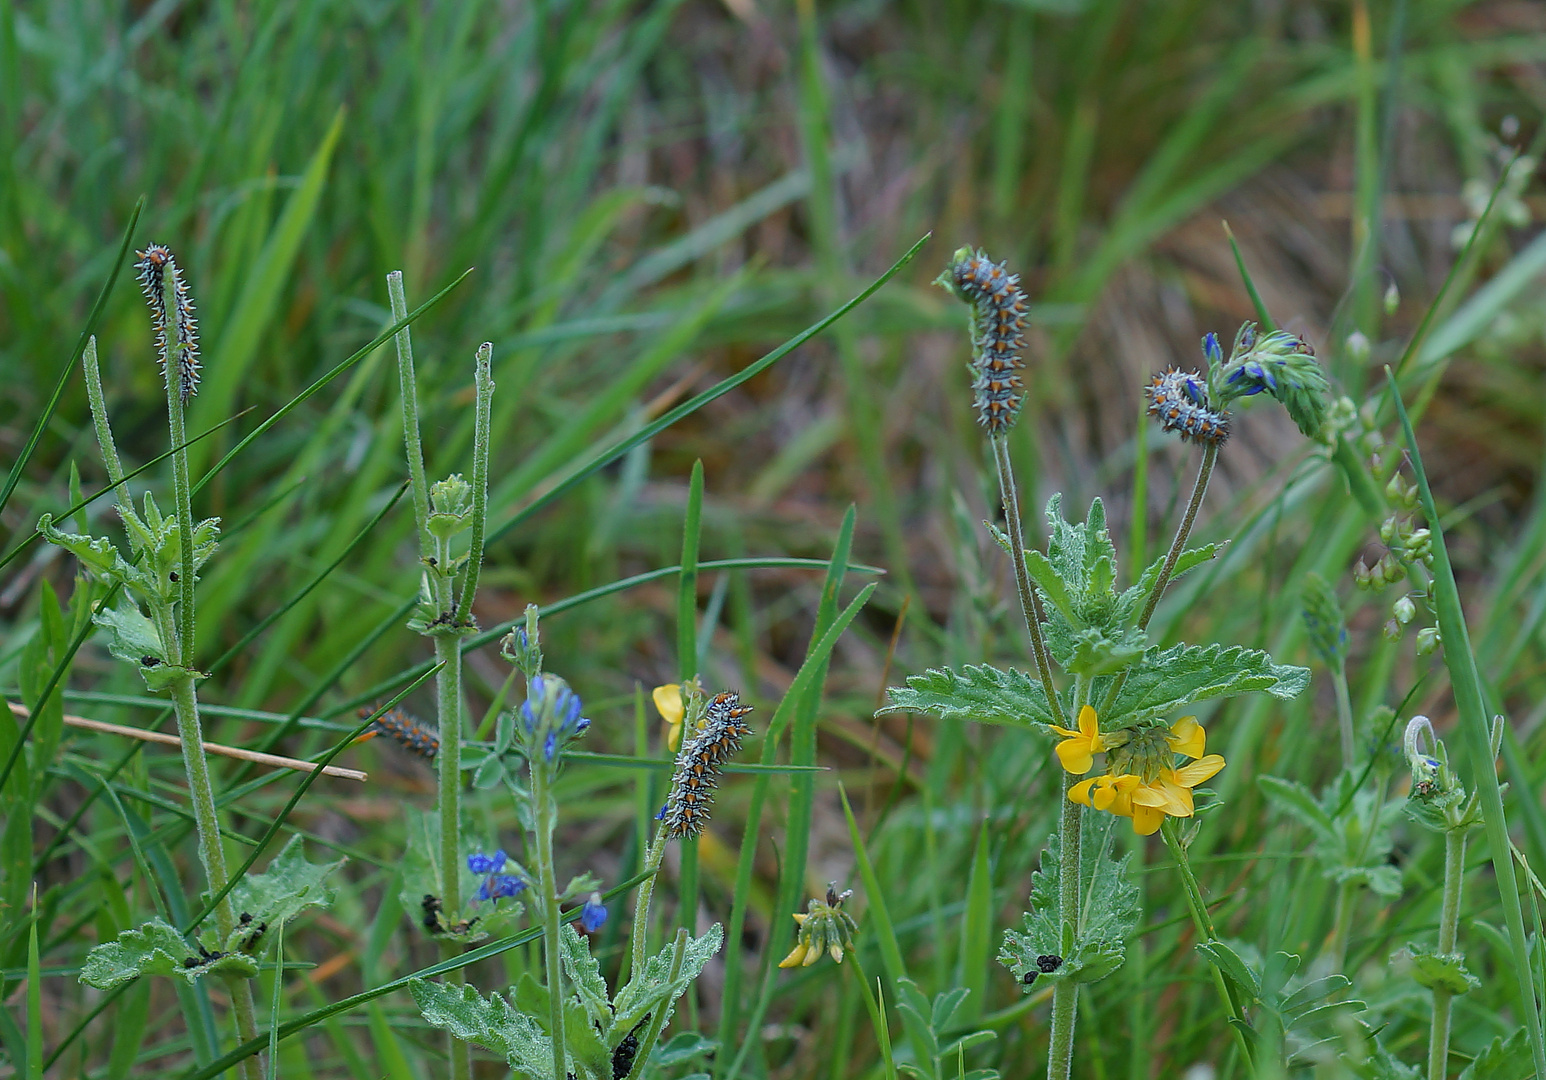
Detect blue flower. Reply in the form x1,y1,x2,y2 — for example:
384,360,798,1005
519,673,592,763
467,850,507,874
475,874,527,903
579,893,608,933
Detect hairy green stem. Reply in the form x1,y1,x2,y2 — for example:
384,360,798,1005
453,344,494,627
532,758,568,1080
991,434,1065,727
1329,880,1356,973
1046,770,1081,1080
82,337,134,519
1427,827,1467,1080
630,829,668,981
160,295,261,1080
1160,819,1253,1068
434,627,471,1080
626,928,687,1080
386,271,435,564
1101,441,1218,716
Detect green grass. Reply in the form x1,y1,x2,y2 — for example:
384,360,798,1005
6,0,1546,1077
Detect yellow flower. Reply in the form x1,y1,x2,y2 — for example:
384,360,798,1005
1065,714,1226,835
1069,772,1140,814
1049,705,1106,774
652,683,685,751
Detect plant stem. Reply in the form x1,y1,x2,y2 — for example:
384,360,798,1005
161,303,261,1080
82,336,134,519
1046,770,1081,1080
1101,441,1218,717
434,628,471,1080
532,757,568,1080
386,271,434,564
1427,827,1467,1080
991,434,1066,727
630,828,668,981
1160,819,1253,1068
1333,665,1356,770
625,928,687,1080
453,344,494,627
1328,880,1356,973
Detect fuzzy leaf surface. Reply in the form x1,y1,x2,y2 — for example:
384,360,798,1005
560,923,612,1029
409,979,556,1078
610,922,723,1040
79,918,257,989
227,834,343,943
880,664,1055,730
1401,944,1480,995
1458,1028,1534,1080
1000,814,1139,987
1098,643,1309,729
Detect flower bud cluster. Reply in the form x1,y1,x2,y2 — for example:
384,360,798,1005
1210,322,1331,439
518,673,591,763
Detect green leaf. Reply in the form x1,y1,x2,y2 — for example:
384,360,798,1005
1125,543,1222,613
226,835,343,948
610,922,723,1040
1258,776,1334,839
90,600,171,686
397,807,523,943
1458,1028,1534,1080
1346,1038,1422,1079
408,979,556,1078
651,1032,718,1067
38,516,141,587
1100,643,1308,728
559,924,611,1029
999,814,1139,987
879,665,1054,730
1399,944,1480,995
79,918,258,990
1195,941,1260,1003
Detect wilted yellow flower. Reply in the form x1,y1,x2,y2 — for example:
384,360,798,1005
779,884,858,968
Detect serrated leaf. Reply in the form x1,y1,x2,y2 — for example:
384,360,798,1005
1054,624,1148,676
80,919,195,989
227,835,342,942
1458,1028,1534,1080
610,923,723,1040
879,665,1055,729
999,814,1140,988
409,978,557,1078
1334,863,1403,898
38,516,135,581
79,918,257,989
1399,944,1480,995
1125,544,1222,612
560,924,611,1028
93,600,163,665
1099,643,1309,729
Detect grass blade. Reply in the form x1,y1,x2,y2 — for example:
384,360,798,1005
1386,366,1546,1078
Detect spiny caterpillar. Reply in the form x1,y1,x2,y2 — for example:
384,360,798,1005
949,249,1029,433
659,691,753,839
1145,367,1230,446
359,704,439,760
133,244,201,401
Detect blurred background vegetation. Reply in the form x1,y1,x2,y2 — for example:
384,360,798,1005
6,0,1546,1076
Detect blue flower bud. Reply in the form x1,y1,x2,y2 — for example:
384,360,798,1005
579,893,607,933
1202,332,1222,368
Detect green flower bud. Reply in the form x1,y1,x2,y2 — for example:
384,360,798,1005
1384,280,1400,316
1393,595,1416,625
1416,627,1441,656
1301,572,1349,668
427,474,474,540
779,884,858,968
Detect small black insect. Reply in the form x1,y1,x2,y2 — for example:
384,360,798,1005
422,894,443,932
1036,954,1063,973
183,956,200,969
241,921,268,950
238,912,253,926
141,655,161,667
1022,970,1037,985
169,571,179,582
611,1017,649,1079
